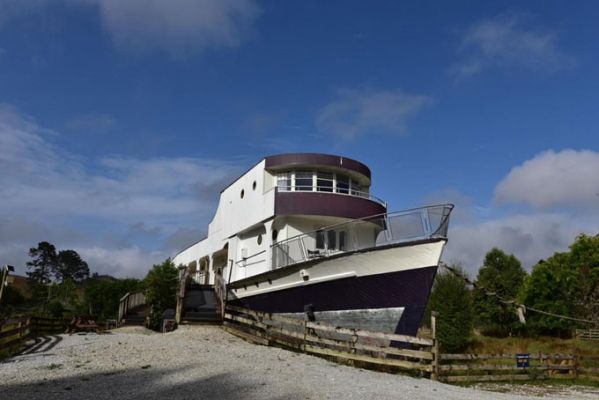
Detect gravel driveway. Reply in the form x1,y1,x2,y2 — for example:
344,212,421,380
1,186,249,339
1,325,597,400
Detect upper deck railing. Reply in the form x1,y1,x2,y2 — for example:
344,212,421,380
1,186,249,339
271,204,454,270
276,185,387,207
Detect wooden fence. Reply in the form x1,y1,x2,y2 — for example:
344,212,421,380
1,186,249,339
576,329,599,341
439,353,599,382
0,317,67,354
223,305,437,377
223,305,599,383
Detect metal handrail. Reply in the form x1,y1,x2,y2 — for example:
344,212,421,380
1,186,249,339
270,204,454,270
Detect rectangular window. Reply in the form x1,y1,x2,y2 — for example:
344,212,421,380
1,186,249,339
336,175,349,194
315,230,325,249
317,172,334,192
277,173,291,191
339,231,346,251
295,171,313,191
327,230,337,250
350,179,362,196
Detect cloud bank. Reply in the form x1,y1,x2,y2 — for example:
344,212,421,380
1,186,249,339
316,88,431,140
0,104,243,277
0,0,261,56
440,149,599,275
451,14,573,80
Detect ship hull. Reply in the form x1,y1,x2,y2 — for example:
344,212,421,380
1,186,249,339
228,238,445,336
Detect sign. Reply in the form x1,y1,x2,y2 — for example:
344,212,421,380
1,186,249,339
516,353,530,368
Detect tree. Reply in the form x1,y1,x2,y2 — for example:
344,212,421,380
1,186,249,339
56,250,90,283
520,234,599,336
26,242,58,284
81,275,143,320
473,248,527,337
144,259,178,330
427,266,473,352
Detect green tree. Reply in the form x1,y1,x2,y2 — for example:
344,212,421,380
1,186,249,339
144,259,178,330
81,275,143,320
56,250,90,283
520,234,599,336
26,241,58,284
428,266,473,352
473,248,527,337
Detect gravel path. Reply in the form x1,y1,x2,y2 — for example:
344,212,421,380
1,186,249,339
1,326,597,400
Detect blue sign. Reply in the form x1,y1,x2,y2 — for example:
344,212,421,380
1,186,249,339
516,353,530,368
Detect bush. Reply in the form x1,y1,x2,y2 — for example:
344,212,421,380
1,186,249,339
144,259,178,330
428,266,473,352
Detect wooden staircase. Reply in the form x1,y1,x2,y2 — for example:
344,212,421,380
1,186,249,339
180,283,221,324
118,292,148,327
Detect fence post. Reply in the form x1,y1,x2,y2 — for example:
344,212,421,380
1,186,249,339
573,355,579,380
431,311,440,381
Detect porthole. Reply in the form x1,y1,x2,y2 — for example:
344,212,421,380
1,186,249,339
252,180,257,190
272,229,278,241
257,234,263,245
240,189,244,198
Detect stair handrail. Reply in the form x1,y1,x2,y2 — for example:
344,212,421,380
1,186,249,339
118,291,147,324
214,272,227,317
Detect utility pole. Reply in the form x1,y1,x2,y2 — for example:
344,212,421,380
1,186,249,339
0,265,16,307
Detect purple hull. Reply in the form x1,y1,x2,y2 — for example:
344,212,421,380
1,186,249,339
229,265,438,337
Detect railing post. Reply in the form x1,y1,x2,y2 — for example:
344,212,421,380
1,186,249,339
431,311,440,381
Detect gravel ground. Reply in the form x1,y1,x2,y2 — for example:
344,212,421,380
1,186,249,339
1,325,597,400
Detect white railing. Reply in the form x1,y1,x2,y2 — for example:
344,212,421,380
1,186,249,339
276,186,387,207
271,204,453,269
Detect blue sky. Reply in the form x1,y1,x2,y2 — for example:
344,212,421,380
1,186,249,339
1,0,598,277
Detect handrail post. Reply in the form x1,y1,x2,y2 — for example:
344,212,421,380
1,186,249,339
431,311,440,381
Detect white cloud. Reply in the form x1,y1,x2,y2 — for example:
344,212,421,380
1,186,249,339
316,88,431,140
0,104,243,277
444,212,598,276
79,0,260,55
451,14,573,80
0,0,260,56
494,149,599,210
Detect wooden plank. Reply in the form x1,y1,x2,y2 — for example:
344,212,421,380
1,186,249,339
441,364,575,372
305,322,433,346
304,345,432,372
579,367,599,374
444,374,534,383
228,305,432,346
441,353,576,361
226,305,305,327
222,325,269,346
227,312,433,361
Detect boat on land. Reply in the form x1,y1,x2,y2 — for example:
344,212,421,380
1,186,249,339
173,153,453,336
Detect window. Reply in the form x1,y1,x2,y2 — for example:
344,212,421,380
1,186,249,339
240,189,245,198
315,230,325,249
336,175,349,194
295,171,313,191
272,229,278,241
277,173,291,191
327,230,337,250
350,179,362,196
317,172,334,192
257,234,263,245
252,180,257,190
339,231,347,251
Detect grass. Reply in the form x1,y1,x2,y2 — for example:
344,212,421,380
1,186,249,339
466,335,599,357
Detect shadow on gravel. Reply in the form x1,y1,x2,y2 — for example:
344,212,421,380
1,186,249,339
16,335,63,356
0,365,305,400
